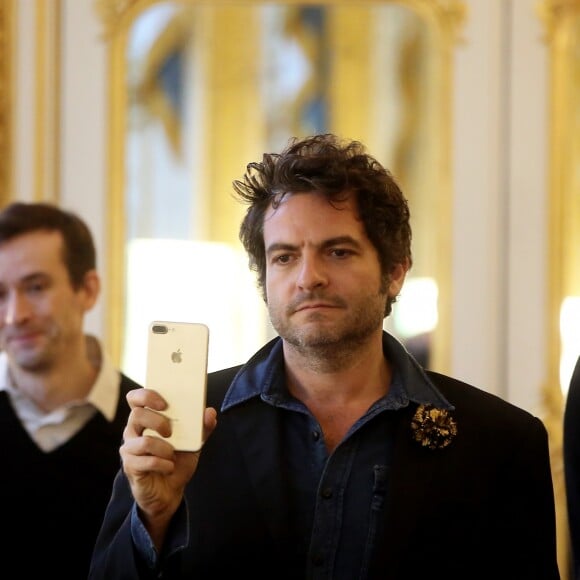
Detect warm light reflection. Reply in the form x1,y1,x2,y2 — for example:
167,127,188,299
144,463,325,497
392,276,439,338
560,296,580,396
123,239,268,383
385,276,438,369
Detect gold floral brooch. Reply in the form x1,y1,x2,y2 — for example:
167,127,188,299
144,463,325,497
411,404,457,450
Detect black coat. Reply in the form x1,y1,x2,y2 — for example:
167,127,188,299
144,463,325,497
565,356,580,578
0,372,141,580
90,364,559,580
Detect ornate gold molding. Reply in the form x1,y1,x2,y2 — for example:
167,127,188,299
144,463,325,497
94,0,141,38
407,0,467,43
538,1,580,577
0,0,14,207
538,0,580,38
95,0,467,39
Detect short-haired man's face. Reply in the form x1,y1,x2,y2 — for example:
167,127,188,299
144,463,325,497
0,230,97,372
263,191,406,351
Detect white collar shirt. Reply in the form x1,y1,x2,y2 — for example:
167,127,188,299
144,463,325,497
0,335,121,452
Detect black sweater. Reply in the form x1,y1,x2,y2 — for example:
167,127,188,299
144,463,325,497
0,373,140,580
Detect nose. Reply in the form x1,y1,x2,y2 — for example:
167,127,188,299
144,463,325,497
3,291,31,326
296,254,327,292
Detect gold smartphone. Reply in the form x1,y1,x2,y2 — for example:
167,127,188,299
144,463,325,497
143,321,209,451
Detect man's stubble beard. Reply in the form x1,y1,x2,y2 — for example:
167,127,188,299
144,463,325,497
268,284,388,365
6,324,61,373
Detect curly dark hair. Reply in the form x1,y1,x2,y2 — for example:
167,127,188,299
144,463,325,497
0,201,96,290
233,133,412,317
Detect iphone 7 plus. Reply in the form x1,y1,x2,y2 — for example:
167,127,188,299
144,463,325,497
143,320,209,451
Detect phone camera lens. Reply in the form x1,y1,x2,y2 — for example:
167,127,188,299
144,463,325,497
152,324,169,334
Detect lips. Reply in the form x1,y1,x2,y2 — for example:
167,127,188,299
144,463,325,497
294,302,337,313
5,331,42,347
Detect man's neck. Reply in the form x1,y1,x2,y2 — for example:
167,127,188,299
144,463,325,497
284,342,392,453
8,339,99,413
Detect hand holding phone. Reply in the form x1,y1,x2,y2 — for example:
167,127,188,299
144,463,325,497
143,321,209,451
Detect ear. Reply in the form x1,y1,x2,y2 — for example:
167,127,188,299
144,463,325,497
388,259,410,298
79,269,100,311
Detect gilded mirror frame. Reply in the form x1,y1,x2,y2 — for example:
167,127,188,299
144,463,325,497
0,1,60,205
539,0,580,574
0,0,14,206
95,0,465,374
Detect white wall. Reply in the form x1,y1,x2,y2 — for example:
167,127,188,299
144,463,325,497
451,0,548,414
506,0,548,414
452,0,506,395
59,0,109,338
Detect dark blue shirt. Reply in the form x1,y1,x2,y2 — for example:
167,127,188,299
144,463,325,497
131,332,452,578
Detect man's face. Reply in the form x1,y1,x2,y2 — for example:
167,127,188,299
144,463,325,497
263,191,406,350
0,230,97,372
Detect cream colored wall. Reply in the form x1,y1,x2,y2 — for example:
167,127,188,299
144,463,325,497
506,2,549,414
452,1,549,415
13,0,36,203
12,0,109,337
59,0,109,339
452,0,507,397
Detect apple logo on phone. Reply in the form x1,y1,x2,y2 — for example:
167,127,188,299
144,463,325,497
171,349,183,363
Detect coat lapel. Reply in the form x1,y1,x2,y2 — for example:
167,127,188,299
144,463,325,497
371,404,445,574
228,400,293,542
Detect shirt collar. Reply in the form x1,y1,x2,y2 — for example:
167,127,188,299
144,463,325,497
86,336,121,421
222,331,453,412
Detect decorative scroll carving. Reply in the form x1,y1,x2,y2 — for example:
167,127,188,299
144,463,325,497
415,0,467,42
539,0,580,37
94,0,467,40
0,1,12,206
94,0,141,38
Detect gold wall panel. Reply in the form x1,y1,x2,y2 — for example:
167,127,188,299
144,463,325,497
539,0,580,576
0,0,14,206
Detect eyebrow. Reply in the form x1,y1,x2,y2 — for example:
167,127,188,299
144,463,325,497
266,235,362,256
17,272,51,286
0,272,50,292
23,271,49,280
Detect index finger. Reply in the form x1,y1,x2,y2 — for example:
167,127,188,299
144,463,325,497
126,387,168,412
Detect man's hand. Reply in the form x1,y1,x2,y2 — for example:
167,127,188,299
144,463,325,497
121,388,218,549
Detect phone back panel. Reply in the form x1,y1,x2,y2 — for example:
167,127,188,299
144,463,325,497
144,321,209,451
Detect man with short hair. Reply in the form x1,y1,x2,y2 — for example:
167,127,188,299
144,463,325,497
0,202,140,579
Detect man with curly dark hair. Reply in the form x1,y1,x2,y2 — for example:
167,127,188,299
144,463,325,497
91,134,559,579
